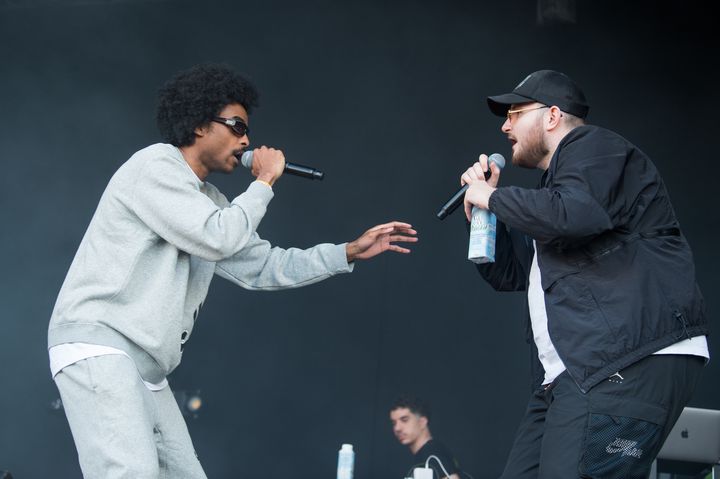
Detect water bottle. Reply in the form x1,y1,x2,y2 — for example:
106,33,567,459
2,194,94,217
466,153,504,263
467,206,496,263
336,443,354,479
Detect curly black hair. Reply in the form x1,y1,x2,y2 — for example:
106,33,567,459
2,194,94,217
390,394,431,420
156,63,260,147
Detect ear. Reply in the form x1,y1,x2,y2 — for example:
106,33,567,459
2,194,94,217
419,416,428,429
194,122,212,139
546,106,564,130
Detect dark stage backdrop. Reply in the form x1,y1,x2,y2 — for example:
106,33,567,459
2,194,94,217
0,1,717,477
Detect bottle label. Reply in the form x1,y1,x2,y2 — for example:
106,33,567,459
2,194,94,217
468,207,496,264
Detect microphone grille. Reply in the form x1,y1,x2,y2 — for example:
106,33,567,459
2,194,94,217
488,153,506,170
240,150,253,168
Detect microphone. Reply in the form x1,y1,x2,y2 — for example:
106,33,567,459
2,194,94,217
436,153,506,220
239,151,324,180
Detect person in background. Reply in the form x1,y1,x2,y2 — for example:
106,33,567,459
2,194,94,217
390,395,462,479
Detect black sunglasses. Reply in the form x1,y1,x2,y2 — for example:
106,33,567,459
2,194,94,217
212,116,249,137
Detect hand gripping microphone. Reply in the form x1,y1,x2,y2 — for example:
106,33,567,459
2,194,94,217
239,151,324,180
436,153,506,220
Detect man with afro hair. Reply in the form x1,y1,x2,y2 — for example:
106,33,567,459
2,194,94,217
48,63,417,478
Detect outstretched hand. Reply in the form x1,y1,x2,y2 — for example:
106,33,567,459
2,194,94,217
345,221,418,262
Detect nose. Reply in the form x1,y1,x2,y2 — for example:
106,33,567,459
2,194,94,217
501,118,512,133
239,134,249,148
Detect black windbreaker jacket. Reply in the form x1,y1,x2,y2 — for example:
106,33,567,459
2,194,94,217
477,125,708,393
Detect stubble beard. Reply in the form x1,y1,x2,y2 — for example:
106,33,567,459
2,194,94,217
512,120,549,169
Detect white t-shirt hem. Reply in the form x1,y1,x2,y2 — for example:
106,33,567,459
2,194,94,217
49,342,168,391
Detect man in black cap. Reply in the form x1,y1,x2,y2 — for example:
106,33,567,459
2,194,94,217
461,70,709,478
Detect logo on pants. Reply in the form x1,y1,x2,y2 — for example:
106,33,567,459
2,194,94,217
605,438,644,458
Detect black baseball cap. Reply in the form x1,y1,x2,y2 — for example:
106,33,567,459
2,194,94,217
487,70,589,119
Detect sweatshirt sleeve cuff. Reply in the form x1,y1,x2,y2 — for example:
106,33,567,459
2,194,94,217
335,243,355,273
246,180,275,200
228,181,275,227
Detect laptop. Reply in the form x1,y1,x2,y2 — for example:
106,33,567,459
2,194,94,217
658,407,720,464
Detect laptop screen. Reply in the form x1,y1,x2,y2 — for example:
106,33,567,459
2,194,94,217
658,407,720,464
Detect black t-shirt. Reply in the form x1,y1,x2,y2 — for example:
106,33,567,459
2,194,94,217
411,439,460,479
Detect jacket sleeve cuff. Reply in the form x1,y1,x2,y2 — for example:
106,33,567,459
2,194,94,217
488,188,500,213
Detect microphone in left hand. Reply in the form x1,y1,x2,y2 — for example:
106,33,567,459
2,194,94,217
239,151,324,180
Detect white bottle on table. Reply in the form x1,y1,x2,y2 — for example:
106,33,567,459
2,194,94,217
337,443,354,479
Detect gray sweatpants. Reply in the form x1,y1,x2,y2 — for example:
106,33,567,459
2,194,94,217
54,354,207,479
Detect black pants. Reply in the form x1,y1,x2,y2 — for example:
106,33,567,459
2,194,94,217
499,355,705,479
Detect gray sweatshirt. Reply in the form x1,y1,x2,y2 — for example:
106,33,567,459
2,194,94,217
48,143,352,383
